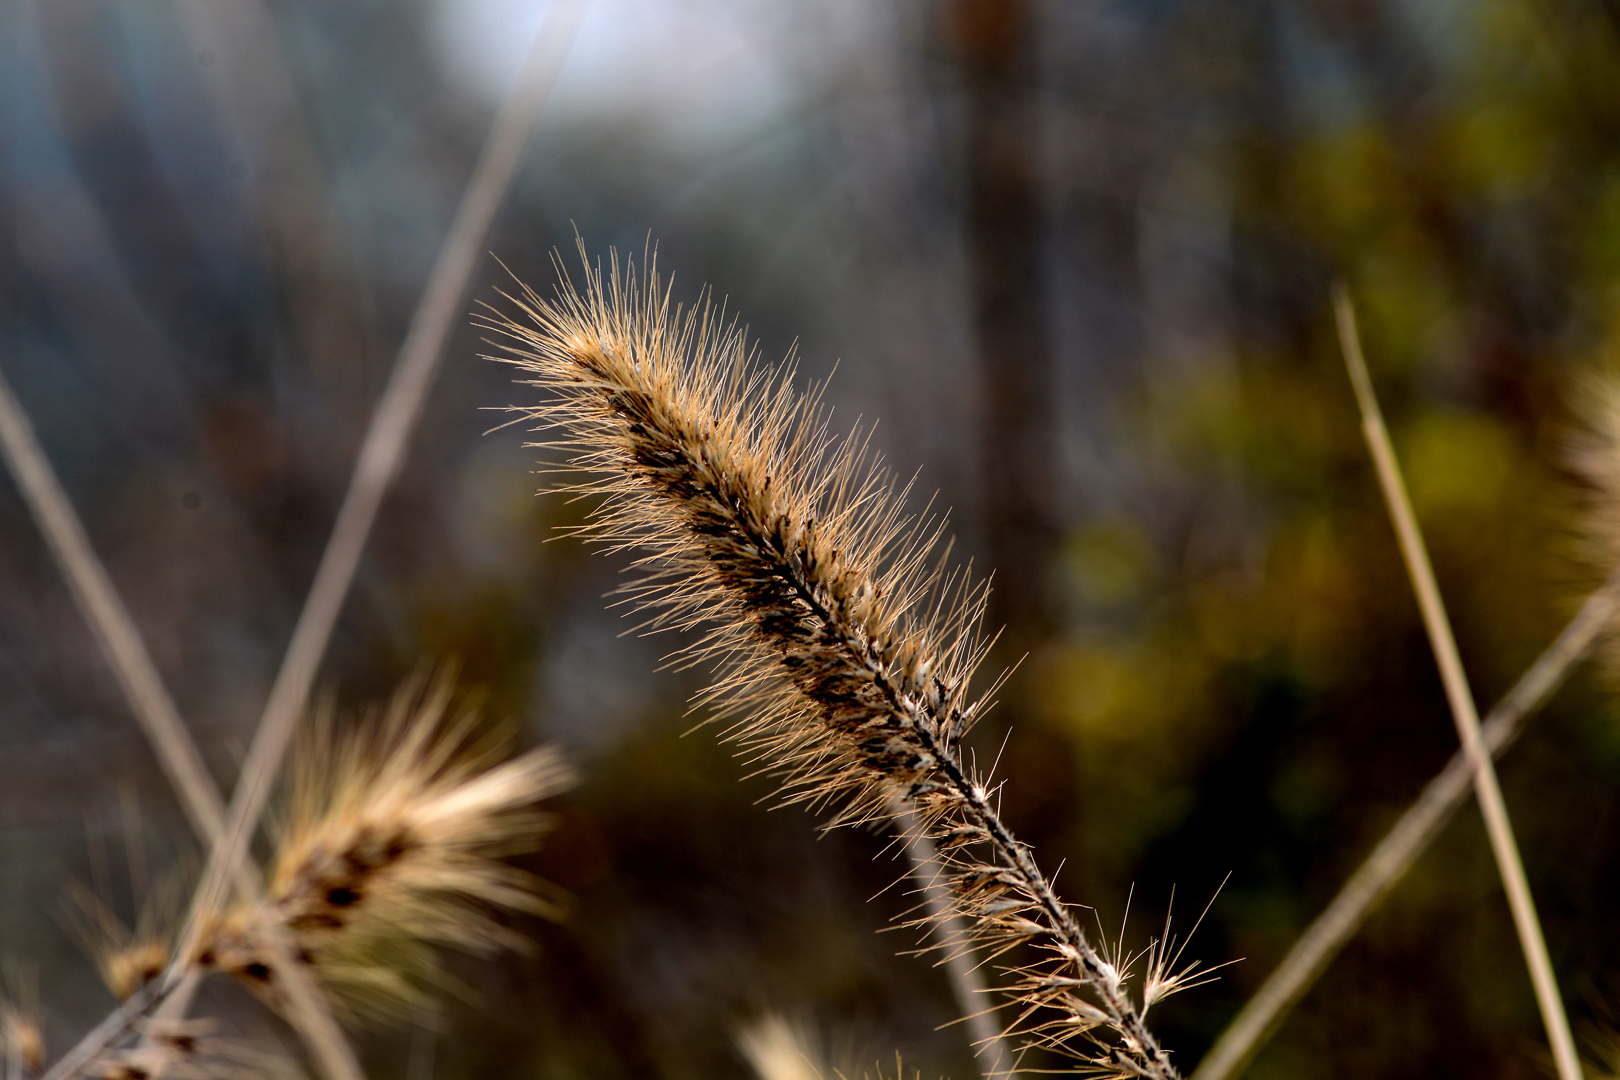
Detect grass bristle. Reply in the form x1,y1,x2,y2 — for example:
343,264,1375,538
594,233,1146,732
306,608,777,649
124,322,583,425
736,1014,827,1080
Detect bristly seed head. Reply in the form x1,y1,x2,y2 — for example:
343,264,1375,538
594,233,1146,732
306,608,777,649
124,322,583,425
94,1020,283,1080
64,880,179,1004
483,242,1187,1078
482,243,997,829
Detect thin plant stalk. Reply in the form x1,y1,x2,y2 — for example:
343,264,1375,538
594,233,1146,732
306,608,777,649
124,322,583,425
892,799,1011,1078
1334,287,1583,1080
1192,567,1620,1080
31,6,586,1075
0,368,223,845
170,0,587,1018
0,365,364,1080
38,976,173,1080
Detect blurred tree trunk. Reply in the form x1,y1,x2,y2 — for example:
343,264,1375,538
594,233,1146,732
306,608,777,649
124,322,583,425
943,0,1059,647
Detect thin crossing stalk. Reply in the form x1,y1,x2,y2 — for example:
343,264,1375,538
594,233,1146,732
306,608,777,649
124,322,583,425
0,365,363,1080
0,368,224,844
172,0,587,1010
1192,567,1620,1080
1334,286,1583,1080
38,977,173,1080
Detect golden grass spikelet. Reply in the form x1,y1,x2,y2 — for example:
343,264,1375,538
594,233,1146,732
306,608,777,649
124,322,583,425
484,243,1185,1078
99,944,167,1010
203,674,575,1021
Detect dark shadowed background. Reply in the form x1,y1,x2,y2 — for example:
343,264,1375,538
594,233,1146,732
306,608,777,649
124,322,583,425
5,0,1620,1077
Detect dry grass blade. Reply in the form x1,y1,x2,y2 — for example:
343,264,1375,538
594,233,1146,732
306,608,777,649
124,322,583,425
1334,286,1582,1080
171,0,586,1043
0,365,363,1080
486,245,1184,1078
1192,568,1620,1080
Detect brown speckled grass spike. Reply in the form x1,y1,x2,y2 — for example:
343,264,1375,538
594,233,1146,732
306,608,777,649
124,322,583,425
35,672,573,1080
485,242,1185,1079
205,675,576,1024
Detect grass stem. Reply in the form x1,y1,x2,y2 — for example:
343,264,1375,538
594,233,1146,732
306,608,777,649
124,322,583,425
0,367,224,845
1192,564,1620,1079
1333,285,1582,1080
182,0,588,950
157,7,585,1070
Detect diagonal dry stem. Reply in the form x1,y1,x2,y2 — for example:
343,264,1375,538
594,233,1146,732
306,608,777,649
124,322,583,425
1334,286,1582,1080
37,975,174,1080
1191,566,1620,1080
25,5,587,1075
171,0,588,1014
0,364,364,1080
0,367,224,844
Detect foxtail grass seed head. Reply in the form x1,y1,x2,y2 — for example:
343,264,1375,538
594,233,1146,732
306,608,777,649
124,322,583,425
201,675,575,1021
483,242,1191,1078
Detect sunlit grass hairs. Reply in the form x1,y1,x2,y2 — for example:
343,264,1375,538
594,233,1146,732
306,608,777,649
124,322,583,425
483,242,1200,1078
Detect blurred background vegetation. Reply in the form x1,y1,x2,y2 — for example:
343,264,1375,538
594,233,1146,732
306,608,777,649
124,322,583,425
5,0,1620,1077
